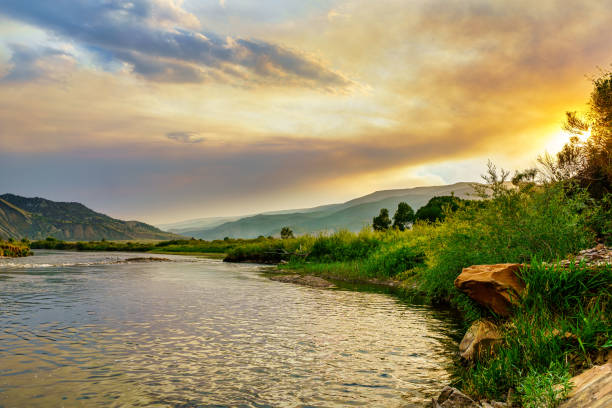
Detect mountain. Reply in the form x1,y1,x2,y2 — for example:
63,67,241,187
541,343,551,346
0,194,180,241
157,216,243,235
171,182,479,240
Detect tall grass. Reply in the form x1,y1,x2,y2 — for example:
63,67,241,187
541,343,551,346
460,262,611,405
417,183,595,318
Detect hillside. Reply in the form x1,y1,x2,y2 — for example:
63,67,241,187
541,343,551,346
0,194,179,241
173,182,478,239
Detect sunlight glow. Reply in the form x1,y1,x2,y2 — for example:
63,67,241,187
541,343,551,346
545,128,591,154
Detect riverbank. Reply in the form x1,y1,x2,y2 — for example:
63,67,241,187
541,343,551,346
221,179,611,407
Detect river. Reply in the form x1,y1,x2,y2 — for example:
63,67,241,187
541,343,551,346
0,250,459,407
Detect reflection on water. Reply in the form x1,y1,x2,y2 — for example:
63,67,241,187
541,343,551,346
0,250,459,407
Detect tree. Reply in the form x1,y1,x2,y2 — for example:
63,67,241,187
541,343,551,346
280,226,294,239
392,202,414,231
372,208,391,231
415,196,463,223
540,70,612,197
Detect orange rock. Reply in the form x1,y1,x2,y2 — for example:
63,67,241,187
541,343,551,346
454,264,525,316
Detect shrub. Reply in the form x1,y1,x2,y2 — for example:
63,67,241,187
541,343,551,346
418,180,595,315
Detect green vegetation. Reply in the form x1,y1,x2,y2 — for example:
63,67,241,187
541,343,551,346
462,261,610,403
392,202,414,231
222,173,609,406
30,236,276,257
414,195,466,222
372,208,391,231
0,239,32,257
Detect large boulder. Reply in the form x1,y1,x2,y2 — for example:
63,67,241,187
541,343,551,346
459,320,502,361
454,264,525,316
559,362,612,408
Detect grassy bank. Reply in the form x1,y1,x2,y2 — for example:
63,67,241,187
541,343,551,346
223,179,611,406
30,236,278,257
0,239,32,257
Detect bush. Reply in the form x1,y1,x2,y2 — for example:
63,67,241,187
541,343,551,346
415,195,465,222
418,181,595,316
362,242,425,277
308,229,380,262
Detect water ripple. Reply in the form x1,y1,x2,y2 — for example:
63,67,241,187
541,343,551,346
0,250,459,407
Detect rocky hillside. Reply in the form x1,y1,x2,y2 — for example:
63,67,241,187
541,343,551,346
0,194,179,241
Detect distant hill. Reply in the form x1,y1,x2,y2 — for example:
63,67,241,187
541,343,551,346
0,194,179,241
157,216,243,235
167,182,479,240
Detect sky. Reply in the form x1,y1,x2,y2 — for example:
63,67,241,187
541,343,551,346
0,0,611,224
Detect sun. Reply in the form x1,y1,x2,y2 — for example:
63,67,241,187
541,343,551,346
577,127,592,143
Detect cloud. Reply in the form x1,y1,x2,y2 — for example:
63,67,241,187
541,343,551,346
0,0,351,89
1,44,75,82
166,132,205,144
1,0,612,222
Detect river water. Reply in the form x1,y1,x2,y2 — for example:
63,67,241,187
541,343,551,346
0,250,459,407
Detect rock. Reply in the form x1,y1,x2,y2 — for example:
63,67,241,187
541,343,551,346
454,264,525,316
558,244,612,268
459,320,502,361
559,362,612,408
268,274,335,288
480,403,507,408
433,386,481,407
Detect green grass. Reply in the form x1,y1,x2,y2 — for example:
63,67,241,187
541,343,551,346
459,262,611,405
29,236,277,256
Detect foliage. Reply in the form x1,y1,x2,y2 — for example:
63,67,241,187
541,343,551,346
372,208,391,231
280,226,294,239
538,71,612,197
418,171,595,317
31,236,275,255
0,240,32,257
414,195,465,223
392,201,414,231
518,366,572,408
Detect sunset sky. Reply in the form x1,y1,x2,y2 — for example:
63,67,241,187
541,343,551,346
1,0,611,224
